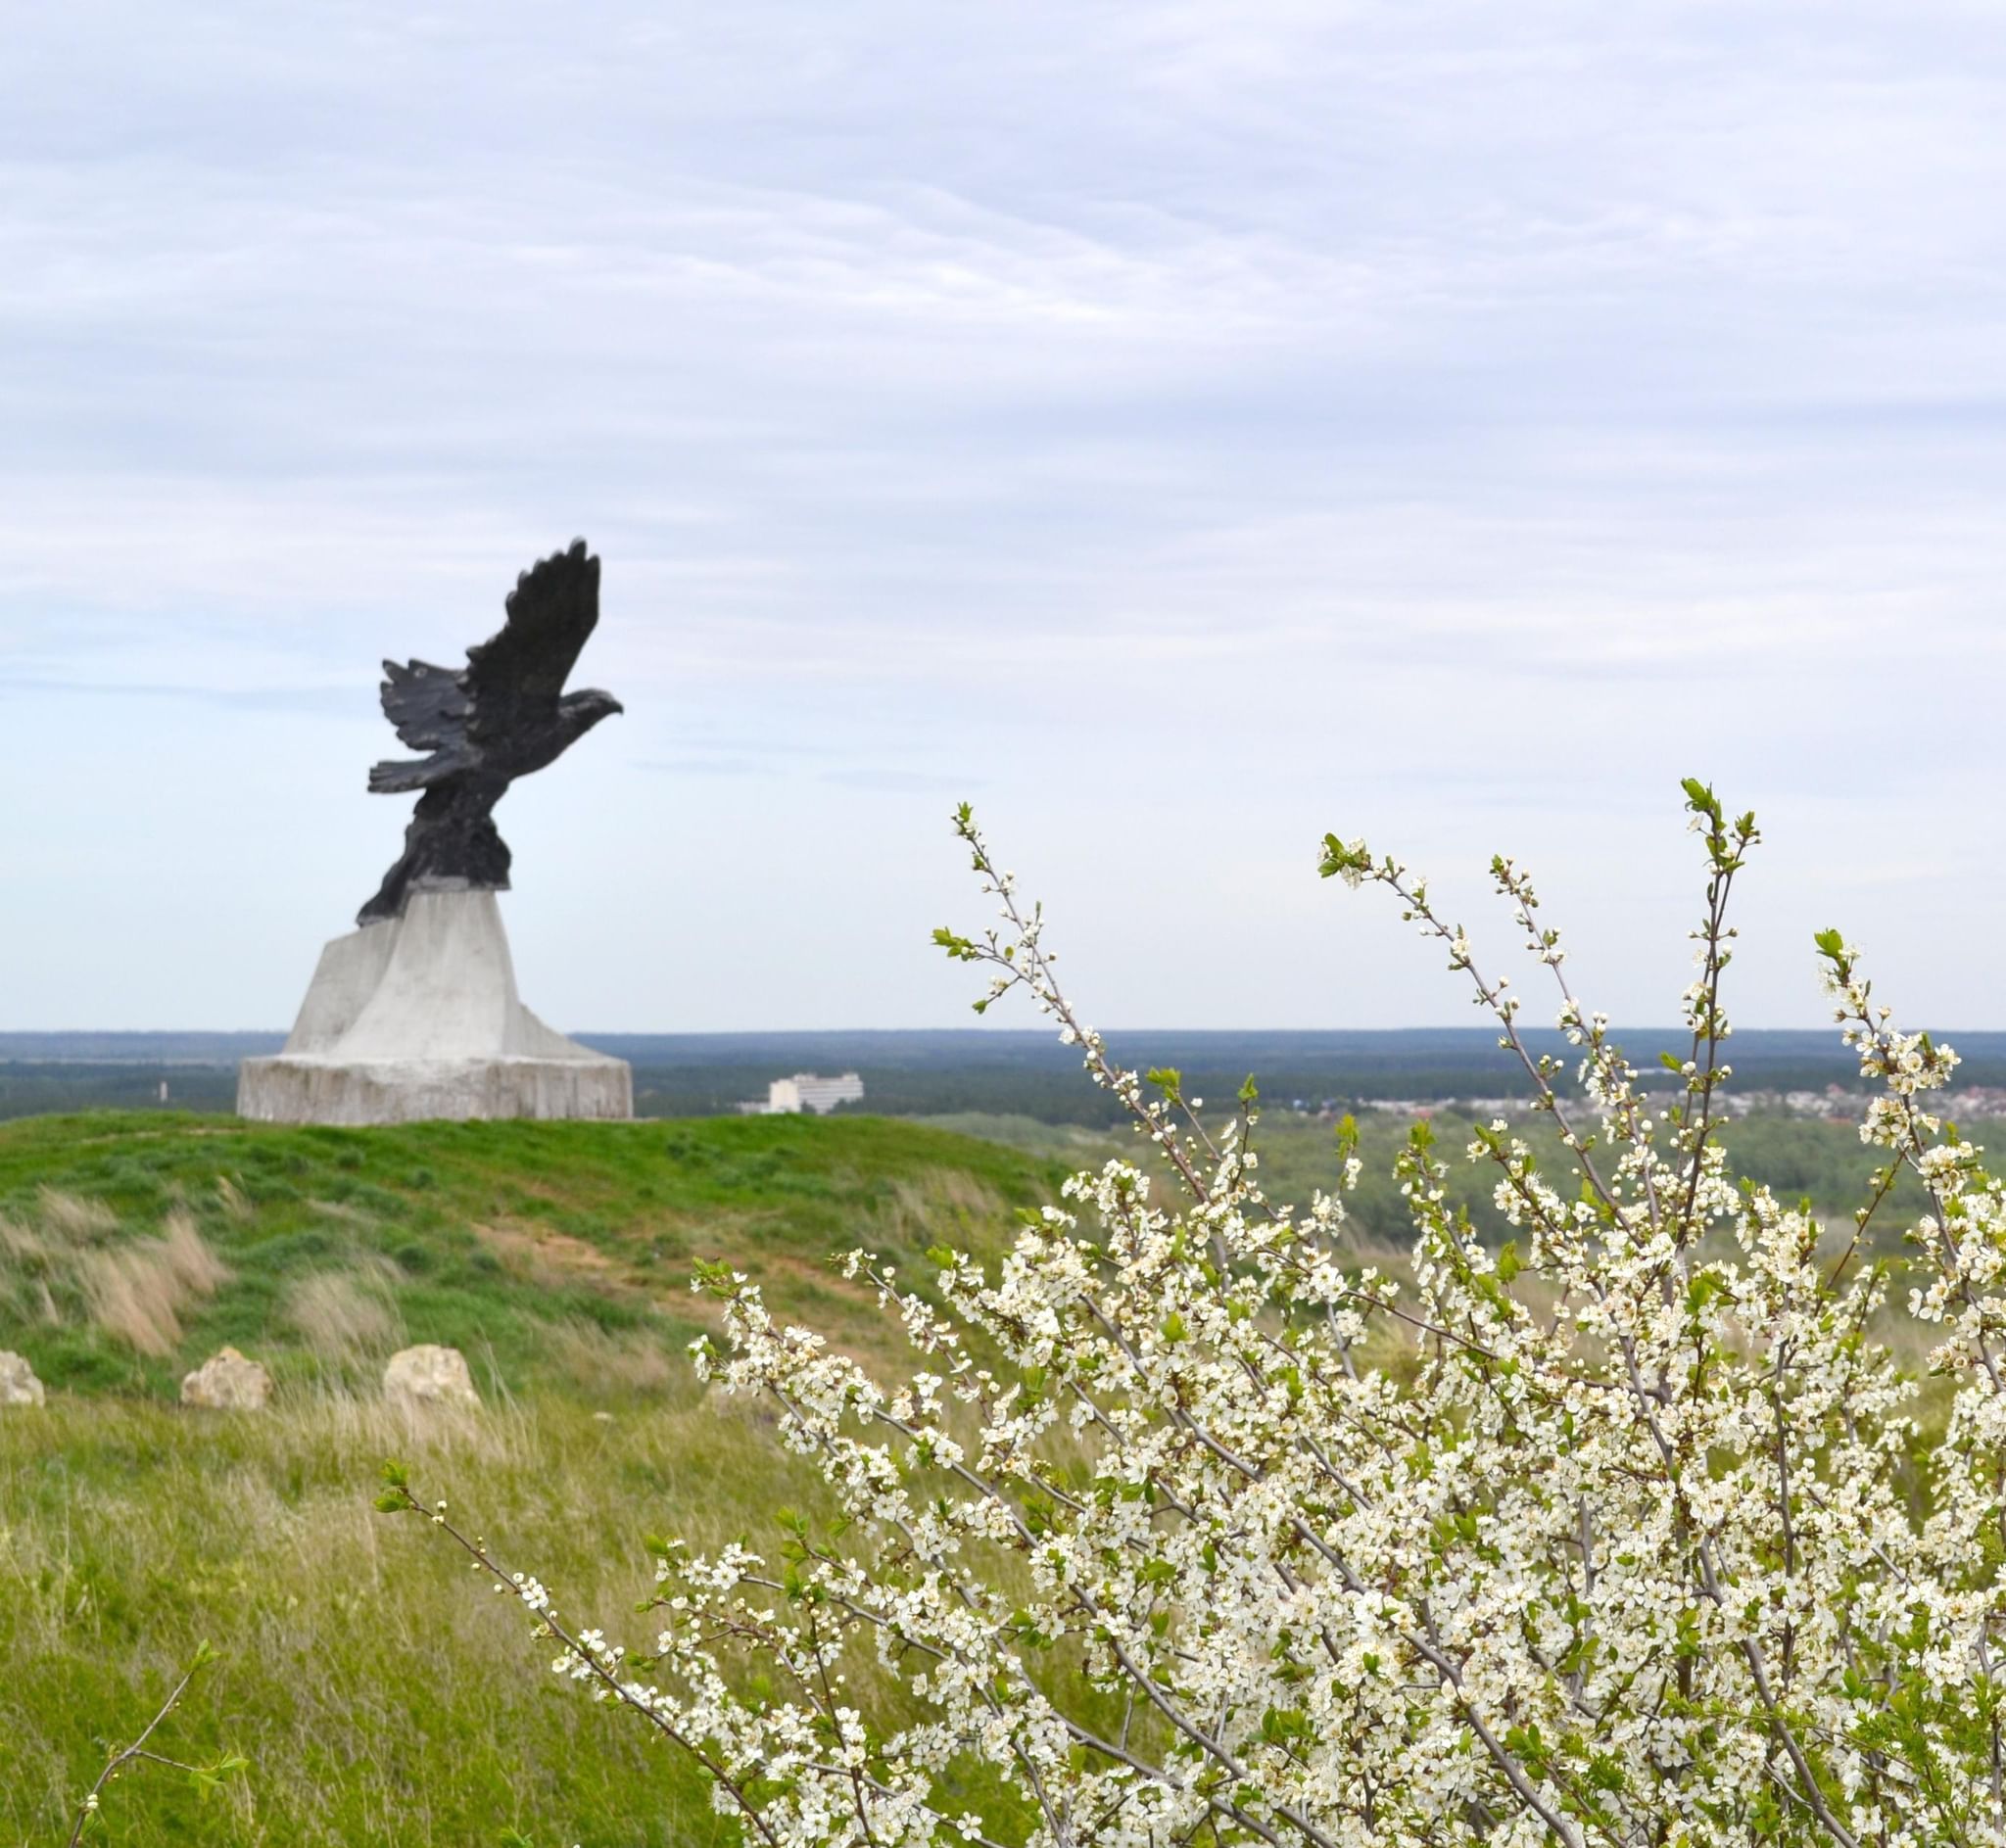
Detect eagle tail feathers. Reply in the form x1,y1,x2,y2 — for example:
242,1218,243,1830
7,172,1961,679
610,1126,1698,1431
368,756,441,794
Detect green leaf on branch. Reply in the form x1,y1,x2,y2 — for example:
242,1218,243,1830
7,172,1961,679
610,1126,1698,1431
1334,1114,1359,1162
1261,1706,1313,1746
189,1755,250,1800
1316,833,1372,881
691,1256,740,1300
931,926,980,963
1680,777,1722,827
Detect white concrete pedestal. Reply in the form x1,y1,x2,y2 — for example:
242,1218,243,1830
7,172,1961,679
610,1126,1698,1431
238,892,632,1125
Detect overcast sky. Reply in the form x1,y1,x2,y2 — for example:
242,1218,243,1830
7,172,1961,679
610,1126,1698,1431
4,4,2005,1036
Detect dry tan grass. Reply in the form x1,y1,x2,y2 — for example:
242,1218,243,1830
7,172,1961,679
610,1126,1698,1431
215,1175,253,1221
0,1216,46,1323
546,1318,681,1396
882,1167,1008,1244
307,1198,377,1226
282,1268,401,1362
473,1221,621,1294
77,1210,231,1355
34,1187,118,1241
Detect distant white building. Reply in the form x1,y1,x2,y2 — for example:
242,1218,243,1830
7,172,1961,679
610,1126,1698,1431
745,1071,865,1115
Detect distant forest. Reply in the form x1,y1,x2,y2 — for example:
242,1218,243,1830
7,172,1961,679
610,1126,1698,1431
8,1025,2006,1124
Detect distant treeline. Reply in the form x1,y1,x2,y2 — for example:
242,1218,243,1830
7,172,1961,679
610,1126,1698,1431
0,1063,243,1118
9,1026,2006,1125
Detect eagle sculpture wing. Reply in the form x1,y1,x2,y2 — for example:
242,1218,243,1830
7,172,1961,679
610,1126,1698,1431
371,539,600,784
379,659,472,752
462,539,600,735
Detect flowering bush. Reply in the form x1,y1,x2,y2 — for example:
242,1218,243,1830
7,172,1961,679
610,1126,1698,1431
389,786,2006,1847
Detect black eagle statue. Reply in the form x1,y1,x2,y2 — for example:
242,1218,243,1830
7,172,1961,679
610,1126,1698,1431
359,540,623,924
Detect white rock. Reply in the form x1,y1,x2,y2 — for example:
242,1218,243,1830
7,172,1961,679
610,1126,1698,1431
0,1350,44,1407
180,1347,273,1410
383,1343,481,1410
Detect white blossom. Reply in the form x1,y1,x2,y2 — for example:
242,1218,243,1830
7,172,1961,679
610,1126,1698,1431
409,794,2006,1848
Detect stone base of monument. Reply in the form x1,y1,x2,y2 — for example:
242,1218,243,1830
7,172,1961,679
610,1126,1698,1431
238,890,632,1126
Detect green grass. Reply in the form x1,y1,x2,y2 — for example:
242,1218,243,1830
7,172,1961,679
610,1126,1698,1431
2,1392,804,1845
1,1103,1935,1843
0,1111,1066,1400
0,1111,1071,1846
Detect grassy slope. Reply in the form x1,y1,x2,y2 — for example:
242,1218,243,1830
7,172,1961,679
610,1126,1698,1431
0,1111,1064,1398
0,1113,1068,1848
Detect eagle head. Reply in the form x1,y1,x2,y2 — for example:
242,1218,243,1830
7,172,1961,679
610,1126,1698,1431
560,688,625,734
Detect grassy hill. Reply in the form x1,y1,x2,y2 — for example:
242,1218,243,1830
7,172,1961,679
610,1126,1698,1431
0,1112,1069,1848
0,1111,1065,1401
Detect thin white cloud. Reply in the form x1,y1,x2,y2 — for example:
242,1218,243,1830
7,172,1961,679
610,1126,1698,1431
4,3,2006,1030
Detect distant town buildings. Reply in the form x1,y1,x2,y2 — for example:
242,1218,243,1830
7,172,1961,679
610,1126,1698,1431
1354,1095,1543,1121
741,1071,866,1115
1287,1083,2006,1124
1720,1083,2006,1123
